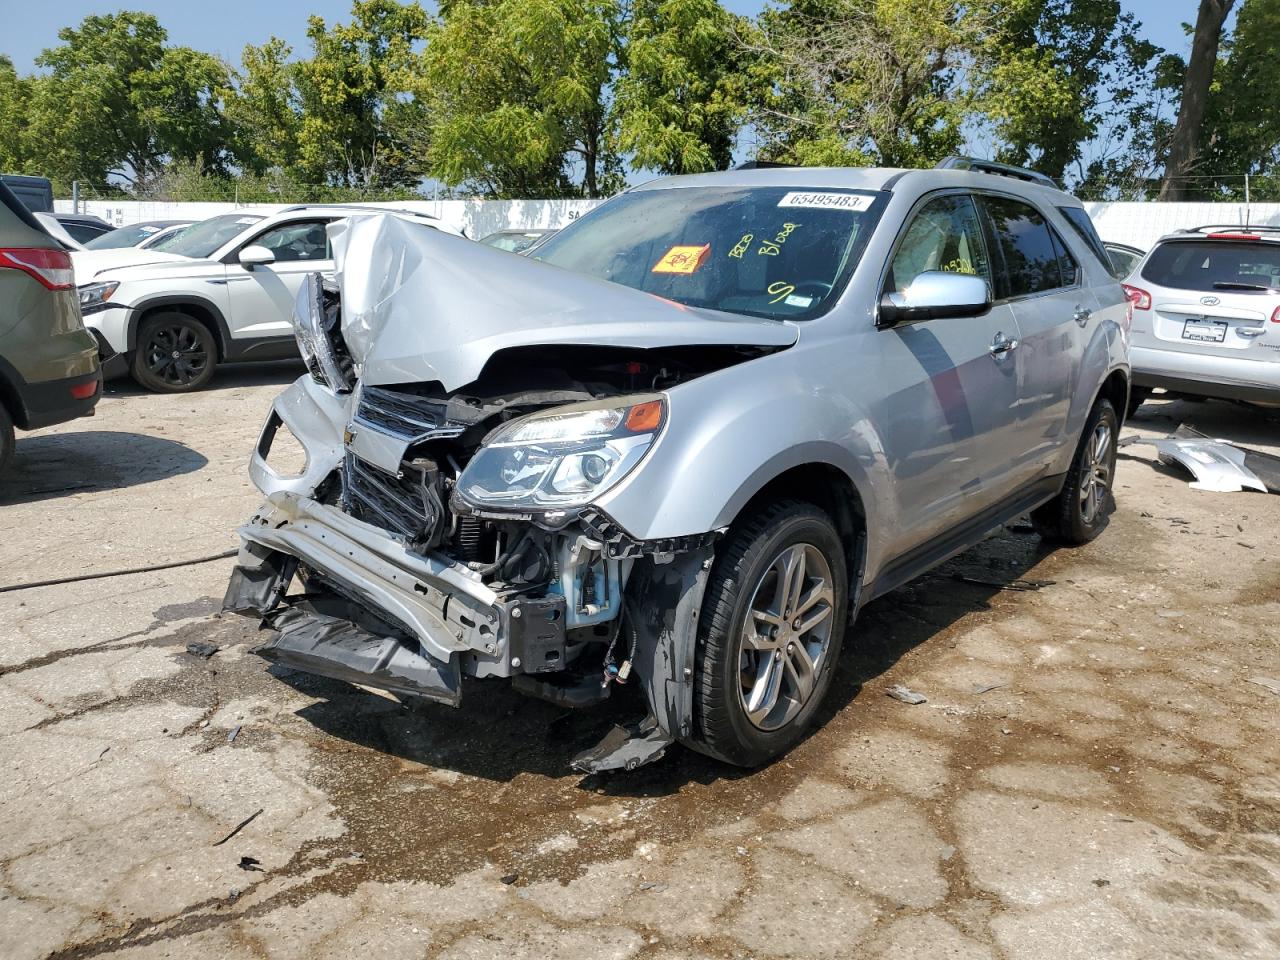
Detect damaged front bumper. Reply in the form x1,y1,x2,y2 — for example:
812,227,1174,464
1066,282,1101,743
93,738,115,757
224,490,716,771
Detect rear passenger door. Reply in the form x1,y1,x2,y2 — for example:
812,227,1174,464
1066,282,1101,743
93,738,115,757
978,195,1085,478
874,193,1026,556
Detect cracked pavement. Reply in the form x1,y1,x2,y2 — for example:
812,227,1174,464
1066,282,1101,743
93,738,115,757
1,367,1278,959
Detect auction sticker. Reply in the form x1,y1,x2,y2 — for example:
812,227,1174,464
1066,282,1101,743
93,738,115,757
777,192,872,212
652,243,711,274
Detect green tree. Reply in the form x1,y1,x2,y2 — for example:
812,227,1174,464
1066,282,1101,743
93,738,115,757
414,0,621,197
0,56,33,174
614,0,748,174
1198,0,1280,198
24,12,233,191
293,0,430,187
744,0,981,167
225,38,303,174
978,0,1161,185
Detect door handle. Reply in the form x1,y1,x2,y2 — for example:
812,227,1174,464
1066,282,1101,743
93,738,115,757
1073,305,1092,326
989,332,1019,356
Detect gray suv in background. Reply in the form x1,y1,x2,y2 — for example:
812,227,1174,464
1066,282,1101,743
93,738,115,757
226,161,1130,772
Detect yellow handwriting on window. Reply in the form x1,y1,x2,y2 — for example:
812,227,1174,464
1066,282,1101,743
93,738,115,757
728,234,753,259
757,222,800,256
767,281,795,304
941,257,976,275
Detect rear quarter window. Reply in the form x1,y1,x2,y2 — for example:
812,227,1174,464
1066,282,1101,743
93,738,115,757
1058,206,1118,277
1141,240,1280,292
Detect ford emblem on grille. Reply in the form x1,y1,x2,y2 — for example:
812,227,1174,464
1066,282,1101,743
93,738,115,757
1200,295,1220,306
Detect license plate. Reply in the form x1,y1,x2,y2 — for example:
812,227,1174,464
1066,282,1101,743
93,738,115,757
1182,318,1228,342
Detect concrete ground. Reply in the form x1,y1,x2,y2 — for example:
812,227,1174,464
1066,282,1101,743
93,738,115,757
1,368,1278,960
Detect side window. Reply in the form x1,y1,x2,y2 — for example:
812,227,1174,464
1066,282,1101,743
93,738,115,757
981,197,1067,297
887,195,992,294
1058,205,1117,276
250,220,331,263
1049,229,1079,286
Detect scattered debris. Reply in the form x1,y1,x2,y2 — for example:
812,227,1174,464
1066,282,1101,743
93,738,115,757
1093,878,1111,887
638,880,669,893
237,856,263,872
970,682,1006,695
950,574,1054,592
1121,428,1278,494
186,642,219,659
211,808,264,847
1246,677,1280,697
940,845,956,862
1001,727,1012,736
500,873,518,885
886,685,927,705
227,726,241,744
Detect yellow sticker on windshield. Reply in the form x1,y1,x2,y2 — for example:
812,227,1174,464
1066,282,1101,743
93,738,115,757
653,244,711,274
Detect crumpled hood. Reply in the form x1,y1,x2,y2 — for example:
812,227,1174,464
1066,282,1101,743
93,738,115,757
330,214,798,391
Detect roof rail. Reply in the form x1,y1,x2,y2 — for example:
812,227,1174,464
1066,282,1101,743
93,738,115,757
935,156,1059,190
277,202,438,220
1177,224,1280,236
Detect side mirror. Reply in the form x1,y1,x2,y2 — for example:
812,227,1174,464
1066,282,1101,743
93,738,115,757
878,271,991,327
238,245,276,269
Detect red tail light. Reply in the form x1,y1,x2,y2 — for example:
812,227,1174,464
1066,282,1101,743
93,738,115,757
1209,232,1261,240
1271,305,1280,324
0,247,75,290
1121,283,1151,310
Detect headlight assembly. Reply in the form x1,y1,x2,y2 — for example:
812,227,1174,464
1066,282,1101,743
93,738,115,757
292,273,352,393
78,281,119,313
457,397,666,511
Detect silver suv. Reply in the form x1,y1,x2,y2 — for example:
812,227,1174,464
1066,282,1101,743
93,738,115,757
1122,225,1280,412
225,161,1131,771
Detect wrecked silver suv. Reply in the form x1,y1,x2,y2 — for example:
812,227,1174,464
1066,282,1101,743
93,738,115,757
225,165,1131,771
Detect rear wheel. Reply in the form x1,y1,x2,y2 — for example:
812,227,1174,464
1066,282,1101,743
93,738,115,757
130,312,217,393
691,500,848,767
1032,398,1119,544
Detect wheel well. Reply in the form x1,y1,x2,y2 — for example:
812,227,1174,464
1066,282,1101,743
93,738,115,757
735,463,868,598
1100,368,1130,421
135,303,226,361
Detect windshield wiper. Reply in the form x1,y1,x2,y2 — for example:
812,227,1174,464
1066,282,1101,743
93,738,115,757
1212,281,1276,292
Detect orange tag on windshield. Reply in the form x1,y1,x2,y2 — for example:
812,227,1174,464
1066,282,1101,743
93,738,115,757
652,244,711,274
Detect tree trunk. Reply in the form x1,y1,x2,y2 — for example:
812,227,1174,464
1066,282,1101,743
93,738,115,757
1159,0,1236,200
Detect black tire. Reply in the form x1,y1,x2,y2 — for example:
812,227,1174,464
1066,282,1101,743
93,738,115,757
0,403,13,474
690,500,849,767
1032,398,1119,545
130,312,217,393
1126,386,1151,420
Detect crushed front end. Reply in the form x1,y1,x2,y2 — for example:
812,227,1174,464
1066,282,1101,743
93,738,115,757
222,217,773,771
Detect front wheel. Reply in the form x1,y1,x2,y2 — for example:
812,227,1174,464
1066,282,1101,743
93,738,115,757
130,312,217,393
690,500,849,767
1032,398,1119,544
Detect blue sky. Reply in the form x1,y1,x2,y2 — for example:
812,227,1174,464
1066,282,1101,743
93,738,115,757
0,1,1213,74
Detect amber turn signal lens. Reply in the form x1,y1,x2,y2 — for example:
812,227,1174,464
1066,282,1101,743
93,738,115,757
624,400,663,432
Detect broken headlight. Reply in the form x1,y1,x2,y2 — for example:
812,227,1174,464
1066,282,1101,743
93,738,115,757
457,397,666,511
292,273,352,393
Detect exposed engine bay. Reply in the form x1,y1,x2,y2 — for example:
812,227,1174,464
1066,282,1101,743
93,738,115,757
223,215,793,772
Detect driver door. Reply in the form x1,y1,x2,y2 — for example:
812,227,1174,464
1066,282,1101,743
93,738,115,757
224,218,335,343
871,193,1026,558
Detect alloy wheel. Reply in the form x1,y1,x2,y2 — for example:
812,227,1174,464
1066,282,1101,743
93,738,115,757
144,323,209,387
737,542,836,731
1079,420,1113,524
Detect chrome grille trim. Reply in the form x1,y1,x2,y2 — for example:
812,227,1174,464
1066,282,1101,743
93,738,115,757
342,453,424,541
353,386,465,442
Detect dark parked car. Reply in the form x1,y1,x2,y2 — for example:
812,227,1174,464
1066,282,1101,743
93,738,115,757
52,213,115,245
0,182,101,471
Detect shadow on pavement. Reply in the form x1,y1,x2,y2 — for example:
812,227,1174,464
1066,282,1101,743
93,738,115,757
1128,395,1280,452
0,430,208,505
279,522,1057,795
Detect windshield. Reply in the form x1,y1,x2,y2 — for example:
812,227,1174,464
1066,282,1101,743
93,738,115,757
155,214,263,258
85,222,165,250
482,231,548,253
534,186,882,319
1142,239,1280,292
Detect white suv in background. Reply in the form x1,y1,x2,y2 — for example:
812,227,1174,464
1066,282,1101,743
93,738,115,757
1123,225,1280,413
75,205,459,392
